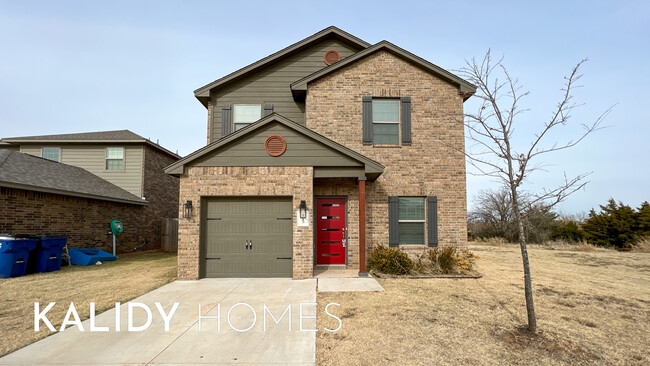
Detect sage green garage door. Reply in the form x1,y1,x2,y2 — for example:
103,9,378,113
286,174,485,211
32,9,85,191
203,197,293,278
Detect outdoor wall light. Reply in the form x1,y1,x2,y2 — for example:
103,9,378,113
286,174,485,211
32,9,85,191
183,200,193,219
299,200,307,219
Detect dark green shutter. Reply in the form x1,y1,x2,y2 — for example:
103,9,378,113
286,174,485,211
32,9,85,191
401,97,412,145
388,196,399,246
221,104,232,136
427,196,438,246
264,104,274,116
362,96,373,145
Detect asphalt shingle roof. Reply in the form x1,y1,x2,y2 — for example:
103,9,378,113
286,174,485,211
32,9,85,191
0,129,180,159
0,149,147,205
3,129,145,141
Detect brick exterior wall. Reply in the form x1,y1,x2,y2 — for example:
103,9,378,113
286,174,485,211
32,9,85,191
177,166,313,280
0,187,146,251
141,146,180,250
306,50,468,264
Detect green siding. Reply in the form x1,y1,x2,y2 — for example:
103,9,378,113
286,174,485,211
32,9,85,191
209,38,362,143
19,144,143,196
194,123,363,168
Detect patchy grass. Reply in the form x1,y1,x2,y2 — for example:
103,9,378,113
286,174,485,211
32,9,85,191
317,244,650,365
0,252,177,357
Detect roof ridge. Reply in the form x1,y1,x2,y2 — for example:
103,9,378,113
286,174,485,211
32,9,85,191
193,26,370,97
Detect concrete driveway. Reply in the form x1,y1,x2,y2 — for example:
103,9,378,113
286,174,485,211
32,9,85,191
0,278,317,365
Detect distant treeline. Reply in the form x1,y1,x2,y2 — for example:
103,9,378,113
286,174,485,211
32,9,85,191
468,190,650,249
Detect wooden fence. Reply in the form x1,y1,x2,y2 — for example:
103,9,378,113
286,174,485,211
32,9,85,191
162,218,178,252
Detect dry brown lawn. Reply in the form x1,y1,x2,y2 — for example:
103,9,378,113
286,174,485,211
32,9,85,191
0,251,176,357
317,244,650,365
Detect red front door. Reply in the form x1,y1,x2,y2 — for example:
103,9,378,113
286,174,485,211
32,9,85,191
316,198,346,265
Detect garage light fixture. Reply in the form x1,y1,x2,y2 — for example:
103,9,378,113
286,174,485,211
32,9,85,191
299,200,307,219
183,200,193,219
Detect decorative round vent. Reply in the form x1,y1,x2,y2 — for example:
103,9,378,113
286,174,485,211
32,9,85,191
265,135,286,157
323,49,341,65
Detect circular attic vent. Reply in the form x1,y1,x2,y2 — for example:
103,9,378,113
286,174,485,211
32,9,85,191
323,49,341,65
265,135,286,157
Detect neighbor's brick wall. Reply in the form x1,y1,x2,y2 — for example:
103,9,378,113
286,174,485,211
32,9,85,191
141,146,179,250
306,50,468,264
0,187,146,251
177,166,313,280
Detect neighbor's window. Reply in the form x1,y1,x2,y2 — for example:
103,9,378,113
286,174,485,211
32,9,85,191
41,147,60,162
233,105,262,131
398,197,425,244
106,147,124,170
372,99,400,145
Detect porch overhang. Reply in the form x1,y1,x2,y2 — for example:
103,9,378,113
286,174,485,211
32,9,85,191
165,113,384,181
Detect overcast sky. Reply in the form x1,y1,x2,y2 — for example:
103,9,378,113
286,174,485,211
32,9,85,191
0,0,648,215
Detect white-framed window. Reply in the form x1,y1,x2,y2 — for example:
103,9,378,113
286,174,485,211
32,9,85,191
233,104,262,131
372,99,400,145
41,147,60,162
105,147,124,170
398,197,425,244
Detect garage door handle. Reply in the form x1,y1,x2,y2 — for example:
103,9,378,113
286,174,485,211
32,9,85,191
250,240,253,250
277,257,292,260
205,257,221,260
245,240,249,250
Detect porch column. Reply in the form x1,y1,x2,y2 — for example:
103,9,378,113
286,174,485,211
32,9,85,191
358,177,367,276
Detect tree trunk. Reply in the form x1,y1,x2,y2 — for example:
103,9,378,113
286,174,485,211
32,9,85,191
516,209,537,333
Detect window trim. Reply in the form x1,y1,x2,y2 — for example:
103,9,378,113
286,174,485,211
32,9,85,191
105,147,125,171
397,196,426,245
233,104,262,131
371,98,401,146
41,147,61,162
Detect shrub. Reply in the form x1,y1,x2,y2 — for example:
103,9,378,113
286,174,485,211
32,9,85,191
552,221,584,242
368,244,413,275
632,237,650,253
418,246,479,275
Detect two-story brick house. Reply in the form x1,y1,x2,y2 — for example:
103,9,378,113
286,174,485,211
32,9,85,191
166,27,475,279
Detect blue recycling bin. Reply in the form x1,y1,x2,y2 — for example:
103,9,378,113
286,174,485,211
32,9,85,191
69,248,116,266
0,235,37,278
32,236,67,273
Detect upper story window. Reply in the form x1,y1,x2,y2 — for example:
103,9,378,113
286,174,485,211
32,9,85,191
233,105,262,131
41,147,60,162
106,147,124,170
363,96,411,146
372,99,400,145
398,197,425,244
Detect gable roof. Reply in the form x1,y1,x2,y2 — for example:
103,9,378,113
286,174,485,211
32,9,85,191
193,26,370,100
1,130,180,158
291,40,476,100
0,149,147,205
165,113,384,179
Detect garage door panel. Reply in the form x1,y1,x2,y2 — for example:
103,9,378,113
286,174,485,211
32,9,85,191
203,197,293,278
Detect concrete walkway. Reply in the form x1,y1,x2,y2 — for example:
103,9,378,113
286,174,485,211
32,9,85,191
0,279,317,365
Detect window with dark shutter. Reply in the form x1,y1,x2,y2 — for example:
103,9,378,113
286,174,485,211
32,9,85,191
388,196,400,246
221,104,232,137
362,96,373,145
427,196,438,246
264,104,274,116
398,197,425,244
401,97,412,145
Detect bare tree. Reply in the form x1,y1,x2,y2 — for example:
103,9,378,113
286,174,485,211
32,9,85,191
458,51,612,332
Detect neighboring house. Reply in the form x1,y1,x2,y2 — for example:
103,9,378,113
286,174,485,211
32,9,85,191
0,130,180,251
165,26,476,279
